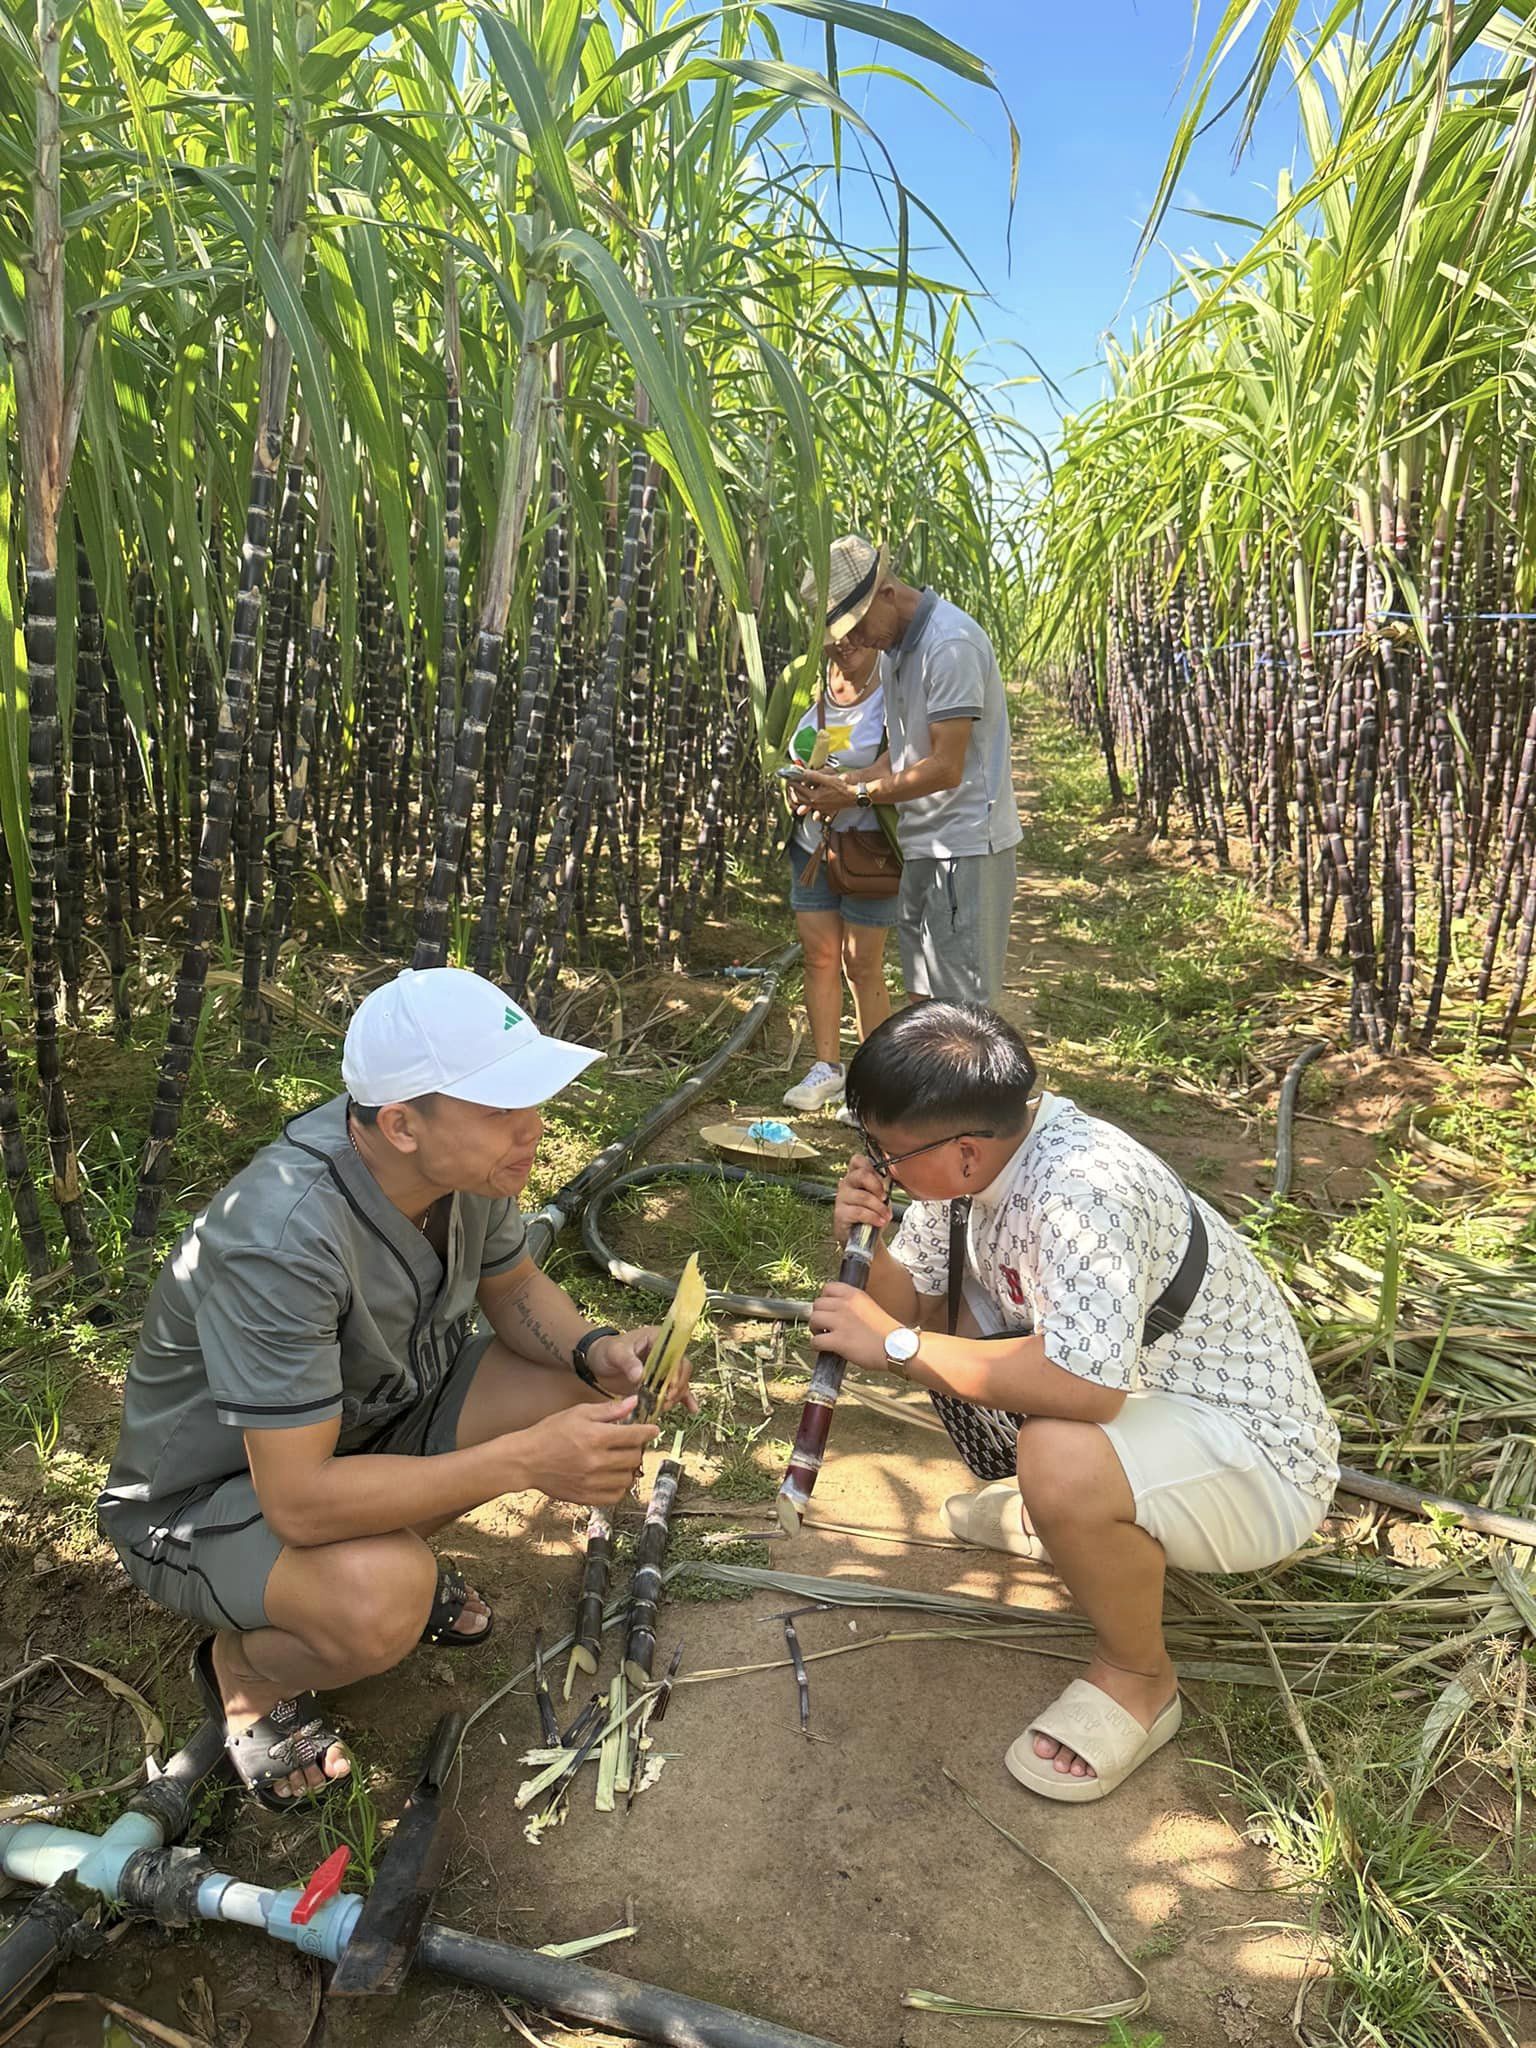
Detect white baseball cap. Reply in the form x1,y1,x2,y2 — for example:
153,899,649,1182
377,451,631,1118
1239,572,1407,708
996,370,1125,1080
342,968,601,1110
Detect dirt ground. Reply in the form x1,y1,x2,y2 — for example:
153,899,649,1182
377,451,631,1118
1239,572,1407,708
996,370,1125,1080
0,758,1421,2048
6,1405,1318,2048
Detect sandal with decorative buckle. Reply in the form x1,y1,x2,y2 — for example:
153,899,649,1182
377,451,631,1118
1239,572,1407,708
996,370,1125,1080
192,1636,348,1815
419,1563,495,1650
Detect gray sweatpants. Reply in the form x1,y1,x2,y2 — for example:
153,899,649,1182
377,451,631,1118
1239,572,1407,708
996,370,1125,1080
897,846,1018,1006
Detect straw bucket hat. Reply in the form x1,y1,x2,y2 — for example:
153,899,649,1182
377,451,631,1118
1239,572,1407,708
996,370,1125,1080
801,534,889,642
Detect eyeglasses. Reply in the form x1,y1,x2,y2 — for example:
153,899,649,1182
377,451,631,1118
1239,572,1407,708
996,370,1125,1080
859,1124,996,1182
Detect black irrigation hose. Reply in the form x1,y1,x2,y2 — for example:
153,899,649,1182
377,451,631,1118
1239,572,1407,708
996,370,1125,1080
1269,1040,1327,1208
526,944,802,1267
582,1163,837,1320
418,1925,842,2048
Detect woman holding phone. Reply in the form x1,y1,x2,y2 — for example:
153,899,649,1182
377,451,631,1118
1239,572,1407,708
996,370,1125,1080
780,639,897,1119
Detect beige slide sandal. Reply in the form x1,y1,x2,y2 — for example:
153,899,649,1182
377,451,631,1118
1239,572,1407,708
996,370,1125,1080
941,1479,1051,1561
1005,1680,1183,1803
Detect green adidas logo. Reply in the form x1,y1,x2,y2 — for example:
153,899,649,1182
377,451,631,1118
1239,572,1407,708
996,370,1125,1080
504,1003,527,1031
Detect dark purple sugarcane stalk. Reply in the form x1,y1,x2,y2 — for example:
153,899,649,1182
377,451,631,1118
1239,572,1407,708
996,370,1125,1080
266,491,333,974
566,1504,612,1696
622,1457,682,1686
1418,443,1461,1050
129,114,308,1271
76,543,129,1044
239,431,306,1057
776,1223,878,1534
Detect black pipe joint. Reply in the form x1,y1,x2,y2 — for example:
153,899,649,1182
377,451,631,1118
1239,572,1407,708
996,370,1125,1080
118,1845,218,1928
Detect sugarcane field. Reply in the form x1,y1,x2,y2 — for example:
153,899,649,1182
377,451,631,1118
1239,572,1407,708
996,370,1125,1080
5,0,1536,2044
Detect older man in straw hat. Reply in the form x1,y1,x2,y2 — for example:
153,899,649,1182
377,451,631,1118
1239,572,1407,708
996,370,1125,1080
98,968,683,1811
794,536,1021,1015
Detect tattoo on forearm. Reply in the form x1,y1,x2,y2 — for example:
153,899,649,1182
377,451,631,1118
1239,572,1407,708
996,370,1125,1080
508,1290,570,1366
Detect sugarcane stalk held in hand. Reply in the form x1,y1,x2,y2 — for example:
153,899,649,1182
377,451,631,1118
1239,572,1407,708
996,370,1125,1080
776,1223,879,1532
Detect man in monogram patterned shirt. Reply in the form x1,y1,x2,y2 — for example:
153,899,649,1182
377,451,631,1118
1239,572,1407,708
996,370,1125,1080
808,1001,1338,1804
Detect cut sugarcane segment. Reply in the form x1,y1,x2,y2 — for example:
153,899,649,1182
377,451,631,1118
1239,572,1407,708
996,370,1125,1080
638,1253,707,1420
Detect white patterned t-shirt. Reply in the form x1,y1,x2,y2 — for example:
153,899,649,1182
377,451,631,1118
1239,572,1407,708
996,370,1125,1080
886,1093,1339,1506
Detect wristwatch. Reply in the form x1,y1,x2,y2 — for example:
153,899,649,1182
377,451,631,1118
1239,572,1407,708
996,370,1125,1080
572,1324,620,1390
854,781,874,809
884,1326,921,1372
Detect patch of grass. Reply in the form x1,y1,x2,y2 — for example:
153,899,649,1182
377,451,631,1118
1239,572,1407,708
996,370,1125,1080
1016,704,1312,1093
1130,1913,1186,1963
1204,1678,1536,2048
316,1764,386,1886
705,1447,781,1502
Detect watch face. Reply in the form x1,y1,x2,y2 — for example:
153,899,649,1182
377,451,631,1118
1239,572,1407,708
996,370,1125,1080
885,1326,920,1363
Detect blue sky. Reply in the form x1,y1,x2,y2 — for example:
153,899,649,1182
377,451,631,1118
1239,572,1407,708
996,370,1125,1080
782,3,1308,452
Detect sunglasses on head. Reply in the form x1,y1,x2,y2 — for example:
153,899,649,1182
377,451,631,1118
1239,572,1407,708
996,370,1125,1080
858,1123,996,1182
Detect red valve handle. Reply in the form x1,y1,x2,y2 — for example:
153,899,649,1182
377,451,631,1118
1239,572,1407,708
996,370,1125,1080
292,1843,350,1924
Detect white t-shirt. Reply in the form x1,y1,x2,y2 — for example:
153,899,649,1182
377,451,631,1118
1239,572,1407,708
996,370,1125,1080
786,682,887,852
886,1093,1340,1506
882,591,1022,860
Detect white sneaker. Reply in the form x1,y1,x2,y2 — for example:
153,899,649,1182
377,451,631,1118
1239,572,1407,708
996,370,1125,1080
834,1101,858,1127
783,1061,845,1112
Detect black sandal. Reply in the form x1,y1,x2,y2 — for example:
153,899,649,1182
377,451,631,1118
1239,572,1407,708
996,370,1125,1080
419,1563,495,1650
192,1636,349,1815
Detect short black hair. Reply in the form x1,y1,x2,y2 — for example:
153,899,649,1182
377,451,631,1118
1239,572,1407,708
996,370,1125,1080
844,1003,1037,1135
347,1093,440,1125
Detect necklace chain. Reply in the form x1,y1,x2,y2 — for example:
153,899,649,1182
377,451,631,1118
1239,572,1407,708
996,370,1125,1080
346,1117,435,1235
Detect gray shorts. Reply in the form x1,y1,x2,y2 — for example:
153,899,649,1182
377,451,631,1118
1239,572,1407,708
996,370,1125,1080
897,846,1017,1005
100,1329,494,1635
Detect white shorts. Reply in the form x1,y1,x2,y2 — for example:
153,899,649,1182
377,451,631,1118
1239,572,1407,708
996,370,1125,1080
1100,1389,1326,1574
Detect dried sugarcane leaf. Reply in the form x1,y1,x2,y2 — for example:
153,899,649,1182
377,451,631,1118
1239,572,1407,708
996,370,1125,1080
537,1924,637,1960
901,1771,1149,2025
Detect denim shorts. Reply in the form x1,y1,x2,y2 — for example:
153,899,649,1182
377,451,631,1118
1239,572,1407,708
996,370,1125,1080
786,845,900,929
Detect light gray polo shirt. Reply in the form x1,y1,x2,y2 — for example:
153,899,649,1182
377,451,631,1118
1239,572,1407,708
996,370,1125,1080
883,590,1022,859
98,1095,528,1521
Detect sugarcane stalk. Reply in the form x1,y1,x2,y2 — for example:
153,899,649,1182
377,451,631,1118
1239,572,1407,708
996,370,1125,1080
565,1505,612,1698
623,1454,683,1686
776,1223,879,1534
532,1629,561,1747
561,1694,601,1750
129,106,309,1271
413,257,547,968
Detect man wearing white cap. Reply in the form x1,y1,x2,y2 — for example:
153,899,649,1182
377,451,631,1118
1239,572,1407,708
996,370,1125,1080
99,968,677,1811
795,536,1021,1014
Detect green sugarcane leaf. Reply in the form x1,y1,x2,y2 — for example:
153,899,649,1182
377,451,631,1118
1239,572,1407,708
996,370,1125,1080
549,226,748,605
304,0,448,98
473,8,584,235
180,161,356,649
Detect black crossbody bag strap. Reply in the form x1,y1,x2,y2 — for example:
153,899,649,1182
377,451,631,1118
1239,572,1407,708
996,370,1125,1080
942,1188,1207,1347
1140,1189,1207,1346
945,1197,971,1337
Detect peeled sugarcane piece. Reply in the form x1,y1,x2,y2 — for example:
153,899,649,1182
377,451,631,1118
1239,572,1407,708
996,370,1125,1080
564,1506,612,1698
595,1672,627,1813
532,1630,560,1746
626,1644,684,1812
623,1455,683,1685
776,1223,879,1533
637,1253,707,1421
